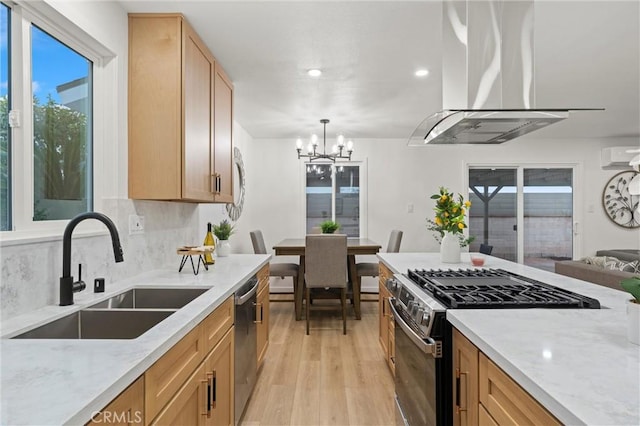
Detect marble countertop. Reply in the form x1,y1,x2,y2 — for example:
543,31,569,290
0,254,270,425
378,252,640,426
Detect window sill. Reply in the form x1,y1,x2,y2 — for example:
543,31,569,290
0,227,109,247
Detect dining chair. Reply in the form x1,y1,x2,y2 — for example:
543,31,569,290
355,230,403,289
479,243,494,255
249,230,299,291
304,234,348,335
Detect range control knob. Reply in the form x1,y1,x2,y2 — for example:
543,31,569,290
420,311,430,326
407,300,418,314
415,307,425,321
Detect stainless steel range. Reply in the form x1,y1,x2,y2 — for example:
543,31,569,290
389,267,600,426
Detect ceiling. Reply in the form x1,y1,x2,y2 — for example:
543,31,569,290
118,1,640,143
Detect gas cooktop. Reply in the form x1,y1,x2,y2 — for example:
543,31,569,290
406,268,601,309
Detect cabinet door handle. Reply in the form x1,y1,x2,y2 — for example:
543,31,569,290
211,370,217,409
200,378,210,417
217,175,221,193
455,368,468,414
254,302,263,324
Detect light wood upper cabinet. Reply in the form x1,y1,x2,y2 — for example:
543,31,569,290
213,63,234,203
128,14,233,203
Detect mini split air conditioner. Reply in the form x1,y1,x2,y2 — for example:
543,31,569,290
601,146,638,169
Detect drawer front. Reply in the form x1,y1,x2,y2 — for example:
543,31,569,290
379,262,392,284
145,325,206,423
202,295,235,354
479,353,561,426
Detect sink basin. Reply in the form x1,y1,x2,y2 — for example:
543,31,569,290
88,288,208,310
11,309,175,339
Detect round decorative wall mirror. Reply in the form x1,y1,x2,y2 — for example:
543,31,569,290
226,147,245,221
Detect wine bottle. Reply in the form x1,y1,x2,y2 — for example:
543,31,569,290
203,222,215,265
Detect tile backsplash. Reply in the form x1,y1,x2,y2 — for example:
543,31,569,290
0,199,226,320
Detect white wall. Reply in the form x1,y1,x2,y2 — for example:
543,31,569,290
239,135,640,260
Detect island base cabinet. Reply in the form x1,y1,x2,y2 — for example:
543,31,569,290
479,353,561,426
87,376,144,425
151,328,234,426
453,327,561,426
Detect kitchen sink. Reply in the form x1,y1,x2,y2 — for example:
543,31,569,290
11,309,175,339
87,287,208,310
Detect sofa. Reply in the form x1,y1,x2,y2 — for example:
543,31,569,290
554,249,640,291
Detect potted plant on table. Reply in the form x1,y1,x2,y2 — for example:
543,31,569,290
213,219,235,257
319,220,340,234
426,186,474,263
621,276,640,345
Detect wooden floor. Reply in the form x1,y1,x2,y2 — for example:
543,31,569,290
240,295,395,425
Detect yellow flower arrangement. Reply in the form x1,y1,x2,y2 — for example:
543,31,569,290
426,186,474,247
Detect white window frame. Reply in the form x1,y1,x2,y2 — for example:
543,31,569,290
1,1,115,246
301,159,369,237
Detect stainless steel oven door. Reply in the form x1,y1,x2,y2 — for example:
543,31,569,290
389,299,440,426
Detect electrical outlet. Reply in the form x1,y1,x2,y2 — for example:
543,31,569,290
129,214,145,235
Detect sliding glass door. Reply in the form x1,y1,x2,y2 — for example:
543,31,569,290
469,167,574,271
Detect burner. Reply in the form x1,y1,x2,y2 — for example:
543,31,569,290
405,268,600,309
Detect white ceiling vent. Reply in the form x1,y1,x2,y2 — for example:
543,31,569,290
601,146,639,169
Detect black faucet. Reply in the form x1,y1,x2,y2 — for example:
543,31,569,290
60,212,124,306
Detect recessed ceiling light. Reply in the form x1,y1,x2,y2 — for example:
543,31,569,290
415,69,429,77
308,69,322,77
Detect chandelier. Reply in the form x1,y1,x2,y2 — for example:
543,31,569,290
296,119,353,162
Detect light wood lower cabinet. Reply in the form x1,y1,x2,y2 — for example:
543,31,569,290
145,295,235,425
256,264,270,368
453,328,561,426
87,376,144,425
378,262,394,375
151,328,234,426
452,329,479,426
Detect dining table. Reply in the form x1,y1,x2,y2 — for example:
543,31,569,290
272,237,382,320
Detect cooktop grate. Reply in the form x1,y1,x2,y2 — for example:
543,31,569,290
406,268,600,309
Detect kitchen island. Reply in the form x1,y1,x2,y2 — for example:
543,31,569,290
0,254,270,425
379,252,639,425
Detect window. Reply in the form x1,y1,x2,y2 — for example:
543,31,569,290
31,25,93,221
1,2,104,236
305,163,364,237
1,3,10,231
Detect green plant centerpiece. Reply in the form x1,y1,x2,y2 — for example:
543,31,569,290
621,276,640,303
320,220,340,234
212,219,235,241
427,186,474,247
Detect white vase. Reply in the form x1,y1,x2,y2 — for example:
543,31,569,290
627,299,640,345
440,232,461,263
217,240,231,257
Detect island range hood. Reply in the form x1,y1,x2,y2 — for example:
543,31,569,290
409,0,601,145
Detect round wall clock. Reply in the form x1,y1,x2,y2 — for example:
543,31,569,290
602,171,640,228
226,147,245,221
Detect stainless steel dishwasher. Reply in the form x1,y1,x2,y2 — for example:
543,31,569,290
234,275,259,424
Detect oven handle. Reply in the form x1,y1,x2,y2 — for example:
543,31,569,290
388,297,441,358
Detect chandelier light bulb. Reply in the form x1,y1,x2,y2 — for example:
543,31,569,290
296,138,303,149
311,134,318,147
337,134,345,147
347,140,354,151
307,143,313,154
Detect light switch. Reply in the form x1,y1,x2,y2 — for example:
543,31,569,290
128,214,145,234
